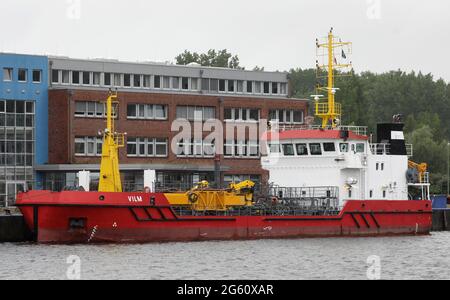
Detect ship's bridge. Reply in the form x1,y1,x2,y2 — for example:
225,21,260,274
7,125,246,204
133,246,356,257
261,125,413,203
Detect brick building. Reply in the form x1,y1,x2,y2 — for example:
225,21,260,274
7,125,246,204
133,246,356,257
39,57,308,191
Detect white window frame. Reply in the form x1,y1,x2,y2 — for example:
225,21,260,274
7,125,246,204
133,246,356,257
18,68,28,83
32,70,42,83
74,137,102,157
3,68,13,82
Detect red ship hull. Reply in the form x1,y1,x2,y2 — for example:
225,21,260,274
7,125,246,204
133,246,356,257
16,191,433,244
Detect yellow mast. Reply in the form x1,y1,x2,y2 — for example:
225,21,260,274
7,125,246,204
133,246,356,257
314,28,352,128
98,91,125,192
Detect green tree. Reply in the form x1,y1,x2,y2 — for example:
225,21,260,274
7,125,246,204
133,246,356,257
175,49,243,69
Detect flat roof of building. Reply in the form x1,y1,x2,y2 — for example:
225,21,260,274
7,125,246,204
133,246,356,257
49,55,289,82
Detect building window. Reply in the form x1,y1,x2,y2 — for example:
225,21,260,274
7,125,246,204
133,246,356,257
113,73,121,87
224,140,260,158
127,104,167,120
176,106,215,122
82,72,90,85
269,109,304,125
74,137,102,156
280,83,287,95
224,108,260,122
176,138,216,158
31,70,42,83
263,82,270,94
51,69,60,83
181,77,189,90
201,78,209,92
219,79,226,92
133,75,141,88
191,78,198,90
228,80,235,92
124,74,131,87
74,101,114,118
62,70,70,84
210,79,219,92
246,81,253,93
127,137,168,157
154,76,161,89
104,73,112,86
163,76,170,89
254,82,262,94
18,69,27,82
172,77,180,90
93,72,101,85
272,82,278,94
143,75,151,88
3,68,13,82
237,81,244,93
72,71,80,84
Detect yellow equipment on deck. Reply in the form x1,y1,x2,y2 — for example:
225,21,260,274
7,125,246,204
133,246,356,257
408,160,428,183
165,180,255,211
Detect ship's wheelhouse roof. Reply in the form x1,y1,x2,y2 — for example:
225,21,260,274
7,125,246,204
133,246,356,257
262,130,368,142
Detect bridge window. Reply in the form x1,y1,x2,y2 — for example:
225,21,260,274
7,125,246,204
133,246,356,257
296,144,308,156
340,143,349,153
309,143,322,156
356,143,365,153
269,144,281,153
323,142,336,152
282,144,295,156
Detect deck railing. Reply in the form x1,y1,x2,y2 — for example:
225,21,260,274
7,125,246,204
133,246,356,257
275,124,368,136
370,143,413,157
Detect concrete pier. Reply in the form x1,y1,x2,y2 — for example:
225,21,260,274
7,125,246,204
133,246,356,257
432,209,450,232
0,209,32,242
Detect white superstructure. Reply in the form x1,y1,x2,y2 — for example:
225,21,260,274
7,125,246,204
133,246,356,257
262,124,429,204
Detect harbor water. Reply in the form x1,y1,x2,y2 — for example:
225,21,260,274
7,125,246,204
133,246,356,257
1,233,449,280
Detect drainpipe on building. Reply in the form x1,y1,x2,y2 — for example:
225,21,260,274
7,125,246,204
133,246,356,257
199,70,204,94
68,90,74,163
215,97,225,188
49,61,53,88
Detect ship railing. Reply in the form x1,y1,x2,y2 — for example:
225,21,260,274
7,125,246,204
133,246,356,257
268,186,339,200
406,144,413,157
274,123,368,136
369,143,413,157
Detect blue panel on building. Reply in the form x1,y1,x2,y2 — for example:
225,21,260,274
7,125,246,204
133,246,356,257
0,53,48,204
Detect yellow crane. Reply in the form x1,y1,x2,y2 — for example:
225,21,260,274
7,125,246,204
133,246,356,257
98,91,125,192
408,160,428,183
165,180,255,211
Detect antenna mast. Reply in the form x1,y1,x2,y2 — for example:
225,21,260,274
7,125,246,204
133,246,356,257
314,28,352,128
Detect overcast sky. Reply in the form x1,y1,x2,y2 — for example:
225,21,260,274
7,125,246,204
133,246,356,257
1,0,449,81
